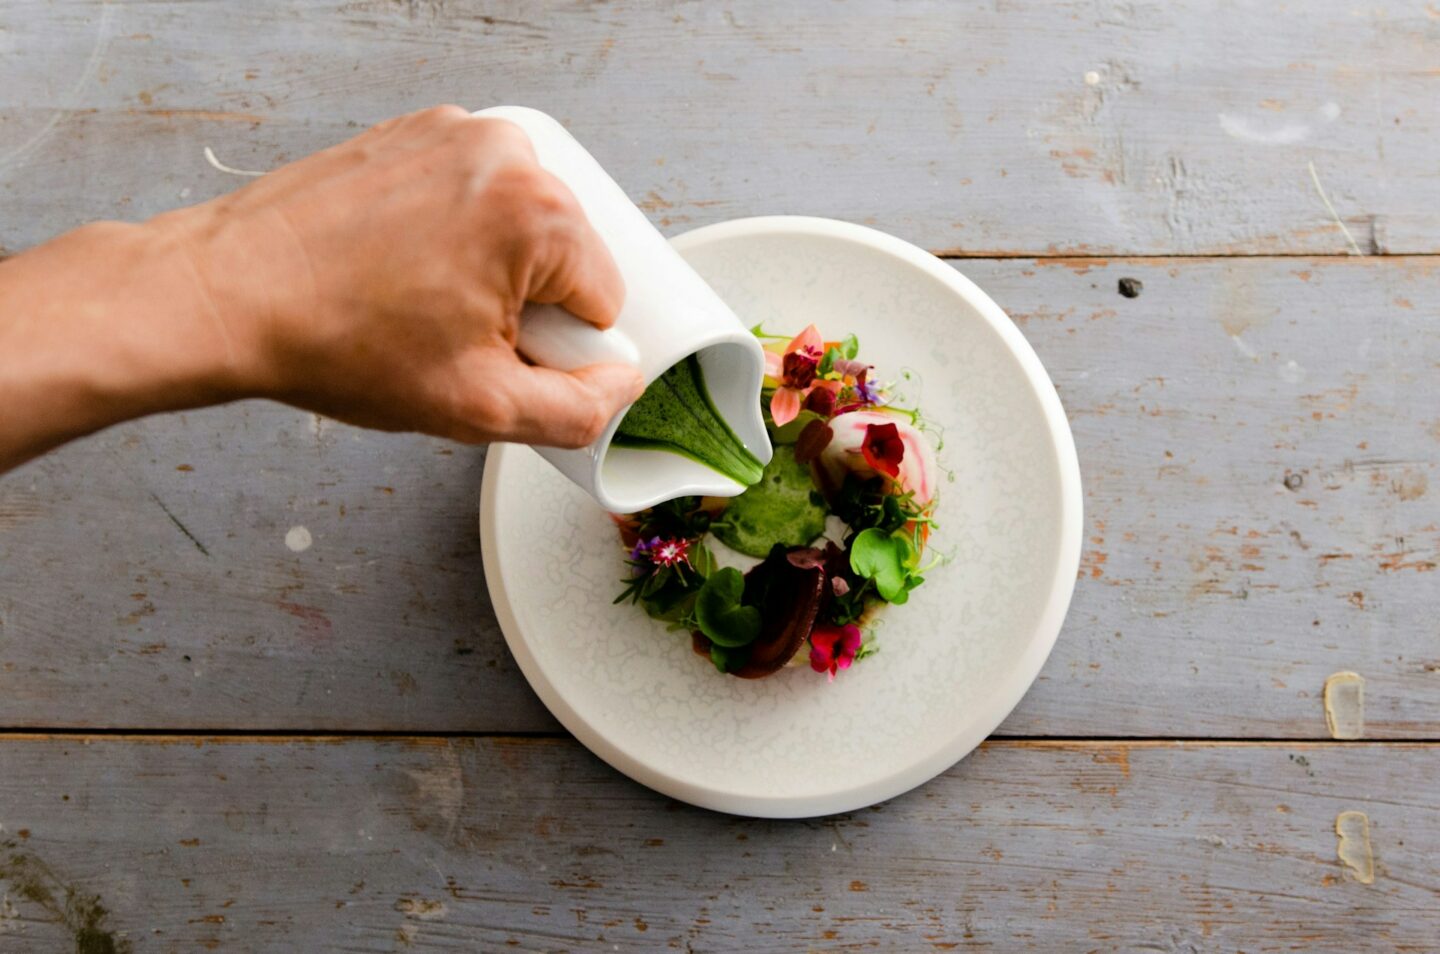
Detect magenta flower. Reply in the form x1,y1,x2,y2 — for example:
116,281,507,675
809,624,863,681
648,537,691,568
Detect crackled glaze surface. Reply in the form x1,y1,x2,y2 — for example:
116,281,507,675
483,218,1080,815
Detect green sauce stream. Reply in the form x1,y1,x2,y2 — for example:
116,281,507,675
611,354,764,488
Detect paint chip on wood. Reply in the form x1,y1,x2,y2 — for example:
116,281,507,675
1335,810,1374,884
203,145,265,177
285,526,313,552
1323,671,1364,740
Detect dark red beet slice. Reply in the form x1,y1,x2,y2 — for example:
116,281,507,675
690,546,830,678
730,547,827,679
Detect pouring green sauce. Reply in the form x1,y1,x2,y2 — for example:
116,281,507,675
611,354,765,488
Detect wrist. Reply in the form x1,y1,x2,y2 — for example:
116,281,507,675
141,204,275,401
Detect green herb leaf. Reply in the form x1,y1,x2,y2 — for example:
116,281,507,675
849,528,918,603
709,644,744,673
842,333,860,359
689,543,717,579
640,566,672,599
817,347,838,377
694,567,762,648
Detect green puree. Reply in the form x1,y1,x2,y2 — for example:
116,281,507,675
711,444,827,558
611,354,765,488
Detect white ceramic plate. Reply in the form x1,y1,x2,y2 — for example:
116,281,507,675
480,216,1081,818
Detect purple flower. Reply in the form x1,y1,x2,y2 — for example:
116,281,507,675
630,536,661,561
855,370,882,406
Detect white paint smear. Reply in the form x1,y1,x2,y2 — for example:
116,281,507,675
285,525,313,552
1218,102,1341,145
1218,114,1312,144
1084,70,1101,86
1279,359,1306,383
1230,335,1258,359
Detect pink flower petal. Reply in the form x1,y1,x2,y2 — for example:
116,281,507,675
808,630,837,674
787,324,824,356
764,350,783,379
771,387,802,426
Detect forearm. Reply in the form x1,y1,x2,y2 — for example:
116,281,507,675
0,108,639,472
0,215,253,473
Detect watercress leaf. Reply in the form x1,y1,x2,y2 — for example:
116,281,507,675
842,334,860,359
694,567,762,648
709,644,741,673
849,528,914,603
817,347,837,377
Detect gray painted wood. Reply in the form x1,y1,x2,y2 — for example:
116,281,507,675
0,737,1435,952
972,255,1440,739
2,257,1437,736
2,1,1438,256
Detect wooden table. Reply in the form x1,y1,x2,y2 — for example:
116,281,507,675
2,2,1437,950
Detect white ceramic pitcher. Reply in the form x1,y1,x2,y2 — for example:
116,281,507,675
472,106,772,513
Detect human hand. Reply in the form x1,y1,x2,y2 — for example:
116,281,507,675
164,105,643,448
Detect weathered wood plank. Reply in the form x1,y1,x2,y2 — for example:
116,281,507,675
2,256,1436,736
971,255,1440,738
2,0,1438,256
0,737,1435,952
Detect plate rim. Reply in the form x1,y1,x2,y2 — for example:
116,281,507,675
481,215,1083,818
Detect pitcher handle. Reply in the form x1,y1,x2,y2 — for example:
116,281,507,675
516,302,642,373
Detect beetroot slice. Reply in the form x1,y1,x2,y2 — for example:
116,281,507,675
690,546,828,678
731,547,827,679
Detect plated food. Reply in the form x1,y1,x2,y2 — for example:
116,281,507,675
612,324,941,680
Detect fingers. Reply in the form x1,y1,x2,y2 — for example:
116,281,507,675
481,358,644,449
519,175,627,331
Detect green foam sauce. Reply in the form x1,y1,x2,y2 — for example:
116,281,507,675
710,444,828,558
611,354,765,488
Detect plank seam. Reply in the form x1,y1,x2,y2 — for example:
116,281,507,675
0,730,1433,745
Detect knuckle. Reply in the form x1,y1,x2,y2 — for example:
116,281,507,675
482,398,520,441
568,403,612,449
420,103,471,125
490,167,582,245
471,116,532,150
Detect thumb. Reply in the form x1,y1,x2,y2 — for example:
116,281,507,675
487,359,644,449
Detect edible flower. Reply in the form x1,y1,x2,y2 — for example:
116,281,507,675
808,623,863,681
765,325,825,426
860,422,905,479
853,370,882,406
631,535,692,569
649,537,692,568
629,535,661,561
815,410,939,504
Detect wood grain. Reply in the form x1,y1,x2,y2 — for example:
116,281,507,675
2,256,1436,736
2,1,1438,256
0,737,1435,952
